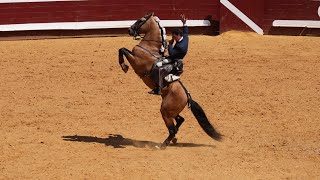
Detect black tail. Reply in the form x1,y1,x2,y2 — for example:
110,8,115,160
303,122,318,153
190,99,222,141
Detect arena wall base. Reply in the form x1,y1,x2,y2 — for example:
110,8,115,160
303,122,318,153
0,26,218,41
268,27,320,36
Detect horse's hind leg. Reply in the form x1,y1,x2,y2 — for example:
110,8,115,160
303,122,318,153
160,111,177,149
170,115,185,145
160,114,184,148
159,82,188,149
175,115,185,132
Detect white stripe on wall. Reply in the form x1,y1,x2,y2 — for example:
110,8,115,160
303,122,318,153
0,20,211,32
0,0,84,3
220,0,264,35
273,20,320,28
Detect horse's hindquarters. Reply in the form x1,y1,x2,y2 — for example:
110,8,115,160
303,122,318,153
161,82,188,116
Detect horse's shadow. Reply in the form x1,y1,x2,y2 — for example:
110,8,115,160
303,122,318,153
62,134,215,149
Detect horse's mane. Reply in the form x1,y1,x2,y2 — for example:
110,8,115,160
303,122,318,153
153,16,168,55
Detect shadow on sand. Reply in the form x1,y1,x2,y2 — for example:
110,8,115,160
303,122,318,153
62,134,215,149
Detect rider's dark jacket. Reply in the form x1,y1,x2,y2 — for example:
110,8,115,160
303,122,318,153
168,25,189,60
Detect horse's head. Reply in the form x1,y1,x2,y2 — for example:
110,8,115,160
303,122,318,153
129,12,154,38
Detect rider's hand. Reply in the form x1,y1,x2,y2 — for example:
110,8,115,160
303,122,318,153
169,39,174,45
180,14,187,25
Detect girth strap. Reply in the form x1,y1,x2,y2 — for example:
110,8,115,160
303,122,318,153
136,45,161,59
135,46,161,78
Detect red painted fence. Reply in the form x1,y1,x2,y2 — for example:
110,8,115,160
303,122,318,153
0,0,220,24
0,0,319,36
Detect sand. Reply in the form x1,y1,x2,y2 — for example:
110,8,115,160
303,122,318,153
0,32,319,179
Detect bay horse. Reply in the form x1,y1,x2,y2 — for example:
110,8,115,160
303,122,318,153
118,13,221,149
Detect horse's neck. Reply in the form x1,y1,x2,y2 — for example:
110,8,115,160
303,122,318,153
143,19,161,44
131,20,163,88
144,30,161,42
139,25,162,55
132,19,162,72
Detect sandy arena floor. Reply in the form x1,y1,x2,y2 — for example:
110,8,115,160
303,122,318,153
0,32,319,179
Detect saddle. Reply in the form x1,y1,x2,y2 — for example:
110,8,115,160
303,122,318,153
150,58,184,88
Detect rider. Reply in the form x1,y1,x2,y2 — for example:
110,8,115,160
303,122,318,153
149,14,189,95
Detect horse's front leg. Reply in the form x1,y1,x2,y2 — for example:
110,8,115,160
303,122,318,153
118,48,133,73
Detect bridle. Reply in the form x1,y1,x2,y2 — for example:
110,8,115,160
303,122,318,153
129,15,162,44
129,14,152,40
129,14,169,78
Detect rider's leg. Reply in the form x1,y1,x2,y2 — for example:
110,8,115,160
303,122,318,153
148,58,182,95
164,59,183,82
148,66,166,95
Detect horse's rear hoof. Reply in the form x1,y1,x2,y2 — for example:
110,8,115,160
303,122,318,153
160,145,167,150
160,143,168,150
172,138,177,145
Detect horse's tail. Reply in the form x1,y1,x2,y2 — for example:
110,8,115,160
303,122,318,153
189,99,222,141
178,81,222,141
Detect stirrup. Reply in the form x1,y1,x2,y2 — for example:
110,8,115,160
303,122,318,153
164,74,180,82
148,88,161,95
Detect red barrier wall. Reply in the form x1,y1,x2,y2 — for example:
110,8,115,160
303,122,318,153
219,0,320,34
0,0,319,36
0,0,220,25
264,0,320,34
220,0,264,33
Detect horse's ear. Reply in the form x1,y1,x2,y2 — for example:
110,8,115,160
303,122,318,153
146,12,154,17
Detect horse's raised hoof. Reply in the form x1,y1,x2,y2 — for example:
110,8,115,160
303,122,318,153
172,138,177,145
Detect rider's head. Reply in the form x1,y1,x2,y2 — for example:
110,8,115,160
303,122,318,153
172,28,183,42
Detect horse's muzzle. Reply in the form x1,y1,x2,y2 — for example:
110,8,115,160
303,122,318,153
128,28,134,36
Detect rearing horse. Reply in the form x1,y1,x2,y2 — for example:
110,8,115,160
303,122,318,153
118,13,221,149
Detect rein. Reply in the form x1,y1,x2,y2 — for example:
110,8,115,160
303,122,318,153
136,45,160,59
135,45,161,78
141,39,162,43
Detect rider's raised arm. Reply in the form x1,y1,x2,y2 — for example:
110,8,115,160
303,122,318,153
183,24,188,37
181,14,188,37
